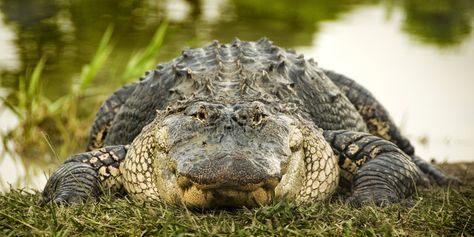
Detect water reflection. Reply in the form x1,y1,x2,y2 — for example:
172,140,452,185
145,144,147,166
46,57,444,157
209,0,380,46
0,13,19,70
1,0,473,92
400,0,474,47
0,0,473,191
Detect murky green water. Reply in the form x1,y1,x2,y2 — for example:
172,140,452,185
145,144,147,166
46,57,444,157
1,0,473,191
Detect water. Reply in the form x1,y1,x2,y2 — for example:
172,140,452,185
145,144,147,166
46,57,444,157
0,0,473,191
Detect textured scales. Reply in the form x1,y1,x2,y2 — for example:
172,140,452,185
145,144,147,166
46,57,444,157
104,38,366,146
41,38,457,208
115,38,348,204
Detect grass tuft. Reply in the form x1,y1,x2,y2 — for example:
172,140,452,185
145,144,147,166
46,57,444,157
0,174,472,236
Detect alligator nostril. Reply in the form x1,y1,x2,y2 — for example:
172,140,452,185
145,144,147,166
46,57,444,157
218,134,224,143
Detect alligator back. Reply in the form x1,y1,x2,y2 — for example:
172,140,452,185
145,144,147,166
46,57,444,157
104,38,367,146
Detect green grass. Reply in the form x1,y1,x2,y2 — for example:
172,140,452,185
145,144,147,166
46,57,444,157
1,164,473,236
0,180,472,236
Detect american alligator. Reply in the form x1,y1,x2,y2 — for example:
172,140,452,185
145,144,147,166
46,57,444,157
41,38,457,208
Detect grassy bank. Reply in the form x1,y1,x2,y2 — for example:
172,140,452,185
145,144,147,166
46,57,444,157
0,163,472,236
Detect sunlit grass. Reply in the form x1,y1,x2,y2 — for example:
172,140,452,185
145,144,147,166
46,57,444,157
0,176,472,236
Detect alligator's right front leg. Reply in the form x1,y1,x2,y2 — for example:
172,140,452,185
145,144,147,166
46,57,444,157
40,145,128,204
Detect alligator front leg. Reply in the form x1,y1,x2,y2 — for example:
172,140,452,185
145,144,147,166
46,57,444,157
323,69,414,154
40,145,128,204
323,130,424,206
323,70,459,186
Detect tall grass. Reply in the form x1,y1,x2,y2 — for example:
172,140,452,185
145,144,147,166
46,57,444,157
1,57,46,132
0,22,168,165
121,22,168,84
78,26,114,93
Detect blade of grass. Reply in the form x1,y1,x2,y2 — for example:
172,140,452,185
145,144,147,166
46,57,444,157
26,57,46,103
121,21,168,83
26,57,47,125
45,95,69,115
77,26,114,93
0,96,23,120
0,210,42,233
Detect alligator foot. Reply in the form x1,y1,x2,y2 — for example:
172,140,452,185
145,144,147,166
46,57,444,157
324,130,424,206
347,153,420,207
40,162,100,204
40,145,128,205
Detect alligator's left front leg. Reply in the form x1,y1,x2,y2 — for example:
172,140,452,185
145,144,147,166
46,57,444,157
40,145,128,204
323,69,460,186
323,130,424,206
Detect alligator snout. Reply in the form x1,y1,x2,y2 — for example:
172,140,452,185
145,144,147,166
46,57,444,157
176,155,282,190
174,154,282,208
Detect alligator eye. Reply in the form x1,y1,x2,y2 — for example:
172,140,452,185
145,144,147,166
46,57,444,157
196,111,207,122
253,113,262,125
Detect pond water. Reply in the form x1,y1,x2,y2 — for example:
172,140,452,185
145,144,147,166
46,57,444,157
1,0,473,191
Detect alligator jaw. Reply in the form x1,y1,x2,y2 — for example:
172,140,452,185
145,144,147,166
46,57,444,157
175,175,279,208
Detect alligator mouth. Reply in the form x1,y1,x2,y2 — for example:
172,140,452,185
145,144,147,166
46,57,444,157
176,176,279,208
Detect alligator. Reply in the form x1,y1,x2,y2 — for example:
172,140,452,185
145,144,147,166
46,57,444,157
41,38,458,208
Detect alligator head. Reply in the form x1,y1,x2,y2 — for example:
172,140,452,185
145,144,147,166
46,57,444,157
120,97,339,208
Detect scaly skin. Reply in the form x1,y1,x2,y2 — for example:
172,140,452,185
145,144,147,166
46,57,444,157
87,84,137,151
324,69,459,186
41,39,455,208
